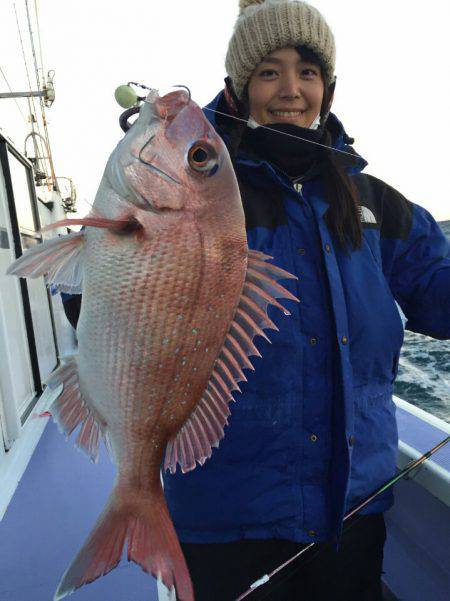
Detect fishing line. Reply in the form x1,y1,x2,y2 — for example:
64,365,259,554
125,90,355,161
203,107,359,160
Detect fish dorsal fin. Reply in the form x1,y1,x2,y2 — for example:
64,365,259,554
6,231,85,294
164,250,298,474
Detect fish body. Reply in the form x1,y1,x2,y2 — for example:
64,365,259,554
7,89,297,600
79,93,247,475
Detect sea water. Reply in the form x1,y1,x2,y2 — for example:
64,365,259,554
394,220,450,422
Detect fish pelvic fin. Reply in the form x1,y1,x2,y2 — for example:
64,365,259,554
54,487,194,601
164,249,298,474
46,358,107,463
6,230,85,294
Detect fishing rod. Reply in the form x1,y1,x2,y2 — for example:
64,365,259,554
235,435,450,600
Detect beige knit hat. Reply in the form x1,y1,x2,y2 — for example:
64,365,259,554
225,0,336,99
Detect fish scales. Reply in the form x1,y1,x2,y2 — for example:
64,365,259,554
6,89,298,601
79,219,245,471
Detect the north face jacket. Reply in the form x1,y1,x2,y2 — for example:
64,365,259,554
162,91,450,544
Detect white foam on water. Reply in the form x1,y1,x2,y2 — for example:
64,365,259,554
397,322,450,422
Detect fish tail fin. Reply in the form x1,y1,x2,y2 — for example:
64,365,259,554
54,487,194,601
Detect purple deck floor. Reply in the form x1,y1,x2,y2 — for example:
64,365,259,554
0,421,159,601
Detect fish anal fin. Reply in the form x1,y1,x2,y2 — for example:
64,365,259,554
164,249,298,474
47,358,107,463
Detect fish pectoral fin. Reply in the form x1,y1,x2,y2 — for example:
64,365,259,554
164,249,299,475
54,489,194,601
6,230,85,294
46,358,107,463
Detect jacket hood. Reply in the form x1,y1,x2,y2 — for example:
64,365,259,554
203,90,368,174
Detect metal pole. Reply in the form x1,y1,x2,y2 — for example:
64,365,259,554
0,91,46,99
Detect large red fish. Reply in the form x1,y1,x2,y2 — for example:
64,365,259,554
8,89,297,600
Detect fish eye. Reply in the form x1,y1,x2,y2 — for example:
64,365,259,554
188,142,219,176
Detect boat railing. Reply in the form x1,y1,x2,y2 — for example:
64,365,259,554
393,395,450,508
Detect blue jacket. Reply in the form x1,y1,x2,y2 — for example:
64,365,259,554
162,91,450,545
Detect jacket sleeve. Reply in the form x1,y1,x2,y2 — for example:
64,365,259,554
379,183,450,339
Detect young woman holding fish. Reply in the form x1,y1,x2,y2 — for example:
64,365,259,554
160,1,450,600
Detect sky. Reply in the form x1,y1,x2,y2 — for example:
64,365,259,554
0,0,449,221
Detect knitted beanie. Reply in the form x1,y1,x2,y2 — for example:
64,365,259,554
225,0,336,99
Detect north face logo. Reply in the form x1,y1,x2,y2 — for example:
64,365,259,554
359,206,377,224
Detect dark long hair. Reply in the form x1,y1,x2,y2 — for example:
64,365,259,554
315,54,362,250
225,45,363,250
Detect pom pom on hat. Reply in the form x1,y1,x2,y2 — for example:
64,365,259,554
226,1,336,99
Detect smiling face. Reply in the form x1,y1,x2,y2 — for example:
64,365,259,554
247,47,325,128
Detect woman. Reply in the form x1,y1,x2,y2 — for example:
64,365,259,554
61,1,449,598
161,1,450,600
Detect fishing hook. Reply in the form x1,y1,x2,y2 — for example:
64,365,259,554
173,85,191,103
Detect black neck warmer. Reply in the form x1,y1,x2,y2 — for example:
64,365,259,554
240,122,329,180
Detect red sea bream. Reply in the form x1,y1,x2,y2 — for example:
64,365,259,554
7,88,298,600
